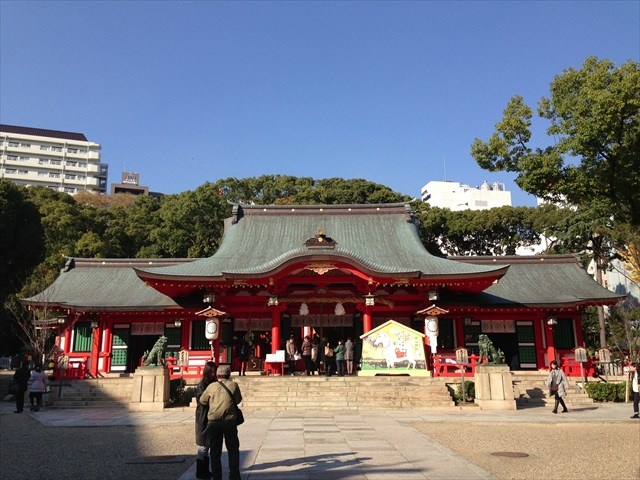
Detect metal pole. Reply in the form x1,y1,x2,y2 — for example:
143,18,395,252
461,366,466,404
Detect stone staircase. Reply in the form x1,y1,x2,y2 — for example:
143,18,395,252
46,375,134,409
228,375,455,410
511,371,594,408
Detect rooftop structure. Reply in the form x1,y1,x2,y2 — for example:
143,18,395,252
0,124,107,195
421,180,512,211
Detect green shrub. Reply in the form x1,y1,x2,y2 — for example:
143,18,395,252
169,379,196,406
584,381,627,402
453,380,475,404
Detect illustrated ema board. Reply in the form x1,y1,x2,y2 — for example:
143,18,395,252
359,320,429,376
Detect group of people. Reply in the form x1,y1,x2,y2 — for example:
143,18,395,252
12,361,48,413
286,335,356,377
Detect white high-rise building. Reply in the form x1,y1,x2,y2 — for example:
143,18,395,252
0,124,107,195
420,180,512,211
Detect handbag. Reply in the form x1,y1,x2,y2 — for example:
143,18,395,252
219,382,244,426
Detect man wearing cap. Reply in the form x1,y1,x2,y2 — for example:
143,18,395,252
200,365,243,480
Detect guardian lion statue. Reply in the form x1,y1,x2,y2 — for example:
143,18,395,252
477,334,504,365
142,335,168,366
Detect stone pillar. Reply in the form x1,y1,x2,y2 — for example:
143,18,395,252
474,364,516,410
129,366,170,412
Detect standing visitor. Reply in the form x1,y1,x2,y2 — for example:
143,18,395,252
301,336,313,375
28,365,47,411
334,339,346,377
195,361,217,480
547,360,569,414
200,365,243,480
286,335,298,375
630,362,639,419
238,340,250,376
323,341,335,377
344,338,355,375
311,335,320,375
13,361,30,413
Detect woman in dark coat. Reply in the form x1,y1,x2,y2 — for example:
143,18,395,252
195,361,217,479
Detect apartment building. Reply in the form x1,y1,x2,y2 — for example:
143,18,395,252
420,179,512,211
0,124,108,195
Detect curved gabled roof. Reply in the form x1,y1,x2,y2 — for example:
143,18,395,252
135,203,507,282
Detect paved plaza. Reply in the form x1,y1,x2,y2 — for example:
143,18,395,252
1,399,639,480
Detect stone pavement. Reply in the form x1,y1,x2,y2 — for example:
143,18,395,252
1,400,636,480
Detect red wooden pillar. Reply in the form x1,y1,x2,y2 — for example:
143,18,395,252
545,321,557,367
534,317,546,369
271,309,281,354
64,327,72,353
102,321,112,373
573,314,584,347
362,307,373,333
90,324,100,378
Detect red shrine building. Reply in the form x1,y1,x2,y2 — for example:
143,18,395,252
24,203,621,378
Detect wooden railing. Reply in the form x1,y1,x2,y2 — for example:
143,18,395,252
432,354,480,377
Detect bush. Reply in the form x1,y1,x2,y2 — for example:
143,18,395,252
584,381,627,402
169,379,196,406
453,380,475,404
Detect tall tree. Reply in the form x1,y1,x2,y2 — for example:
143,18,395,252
471,57,640,227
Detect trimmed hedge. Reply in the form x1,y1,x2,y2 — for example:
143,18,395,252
453,380,475,404
583,381,627,402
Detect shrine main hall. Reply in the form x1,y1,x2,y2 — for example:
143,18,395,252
25,202,621,378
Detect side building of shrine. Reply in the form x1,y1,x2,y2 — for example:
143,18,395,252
23,203,622,378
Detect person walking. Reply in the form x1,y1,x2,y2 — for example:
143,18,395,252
334,339,346,376
547,360,569,414
301,336,313,375
13,361,30,413
195,361,217,479
311,335,320,375
200,365,243,480
28,365,47,412
286,335,298,375
629,362,639,419
344,338,355,375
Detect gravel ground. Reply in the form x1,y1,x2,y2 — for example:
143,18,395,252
412,422,640,480
0,412,195,480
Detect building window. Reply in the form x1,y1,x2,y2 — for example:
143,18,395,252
51,146,62,152
67,147,78,153
73,322,92,352
37,172,48,177
40,145,50,151
6,168,17,174
191,320,209,350
463,321,482,355
64,187,76,193
7,155,18,161
19,156,29,162
49,173,60,178
66,161,77,167
18,169,28,175
553,318,575,350
77,175,85,180
79,162,86,168
50,159,61,165
38,158,49,165
65,174,76,179
8,141,19,147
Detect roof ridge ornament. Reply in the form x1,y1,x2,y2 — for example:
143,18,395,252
305,228,336,249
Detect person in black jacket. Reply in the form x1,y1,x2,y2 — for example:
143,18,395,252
13,361,31,413
195,361,217,479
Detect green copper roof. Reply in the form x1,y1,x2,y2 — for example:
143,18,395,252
136,203,506,280
448,255,622,307
22,259,186,311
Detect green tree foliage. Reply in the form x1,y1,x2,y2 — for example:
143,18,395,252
414,204,543,256
471,57,640,227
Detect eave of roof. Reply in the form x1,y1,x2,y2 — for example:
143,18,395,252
448,255,623,307
1,124,89,142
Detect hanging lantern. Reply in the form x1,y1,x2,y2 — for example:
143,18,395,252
299,303,309,316
425,316,439,337
334,302,345,316
205,318,219,340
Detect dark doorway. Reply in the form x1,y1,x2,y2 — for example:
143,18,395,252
127,335,158,372
489,333,519,369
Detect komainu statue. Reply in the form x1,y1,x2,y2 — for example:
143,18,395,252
477,334,504,365
142,335,168,366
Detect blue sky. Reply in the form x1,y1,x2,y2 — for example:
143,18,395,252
1,1,638,206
